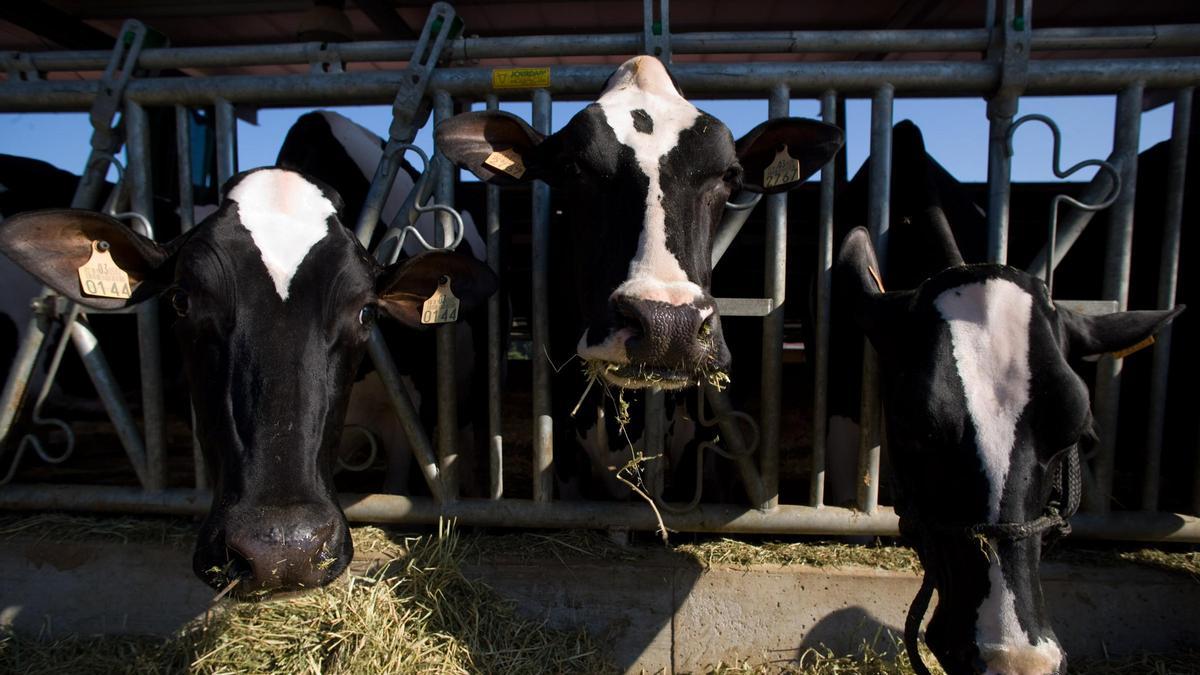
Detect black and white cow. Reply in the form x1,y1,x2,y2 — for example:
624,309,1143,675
0,167,496,592
437,55,842,498
837,226,1181,675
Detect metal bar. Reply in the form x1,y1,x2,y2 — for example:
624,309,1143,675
759,83,789,511
857,84,893,515
644,387,665,498
69,321,150,488
485,94,504,501
812,90,837,509
1142,87,1192,511
986,99,1016,264
175,104,208,492
10,59,1200,111
1090,82,1144,514
214,98,236,186
12,25,1200,72
3,483,1200,543
703,384,767,508
432,89,460,500
531,88,554,503
710,191,759,267
366,331,444,502
125,101,165,491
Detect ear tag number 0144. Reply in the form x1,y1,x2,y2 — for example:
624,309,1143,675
78,240,132,300
763,145,801,190
483,148,525,179
421,276,460,325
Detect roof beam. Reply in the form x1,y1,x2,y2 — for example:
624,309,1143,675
353,0,416,39
0,0,119,50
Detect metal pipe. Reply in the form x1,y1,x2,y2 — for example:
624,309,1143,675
531,88,554,503
710,191,759,266
3,483,1200,542
703,384,767,508
125,101,165,492
175,104,208,492
214,98,236,186
9,59,1200,111
1142,87,1192,511
70,321,150,487
367,330,444,502
857,85,893,515
432,90,460,500
485,94,504,501
11,25,1200,72
1090,82,1144,514
986,97,1017,264
759,83,789,511
811,90,837,509
644,387,665,499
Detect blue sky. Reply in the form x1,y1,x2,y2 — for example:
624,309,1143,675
0,96,1175,187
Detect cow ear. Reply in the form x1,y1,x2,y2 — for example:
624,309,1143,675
435,111,548,186
736,118,844,194
375,250,499,328
835,227,912,344
1059,305,1184,358
0,209,173,310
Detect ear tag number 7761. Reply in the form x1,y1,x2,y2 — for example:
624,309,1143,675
421,276,460,325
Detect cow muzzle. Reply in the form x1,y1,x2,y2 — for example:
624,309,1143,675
578,294,730,389
194,502,352,595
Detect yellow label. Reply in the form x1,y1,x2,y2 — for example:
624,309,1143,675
763,147,802,190
77,241,132,300
483,148,526,179
492,67,551,90
1112,335,1155,359
421,277,460,325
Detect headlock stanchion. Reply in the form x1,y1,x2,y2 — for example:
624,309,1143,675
0,1,1199,542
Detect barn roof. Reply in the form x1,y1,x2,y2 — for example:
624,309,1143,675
2,1,1199,81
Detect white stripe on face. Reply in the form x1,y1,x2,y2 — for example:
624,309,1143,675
977,558,1063,674
597,56,703,307
228,169,334,301
935,278,1033,522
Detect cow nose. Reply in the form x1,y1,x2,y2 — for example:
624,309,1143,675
612,294,712,366
222,505,349,592
978,644,1064,675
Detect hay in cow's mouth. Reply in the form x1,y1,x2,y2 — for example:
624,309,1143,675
583,360,729,391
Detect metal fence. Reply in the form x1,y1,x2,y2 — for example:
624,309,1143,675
1,0,1199,543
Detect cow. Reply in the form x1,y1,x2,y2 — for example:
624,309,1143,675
435,55,842,501
836,226,1181,675
0,167,497,593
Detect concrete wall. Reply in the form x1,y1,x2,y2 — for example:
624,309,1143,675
2,539,1198,673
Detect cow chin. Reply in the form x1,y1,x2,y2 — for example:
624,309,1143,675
586,359,699,390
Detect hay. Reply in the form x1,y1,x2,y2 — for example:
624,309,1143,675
0,521,614,675
677,538,922,573
0,513,195,549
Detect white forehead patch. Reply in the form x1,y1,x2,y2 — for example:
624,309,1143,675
977,558,1063,674
228,169,334,301
598,56,703,306
935,278,1032,522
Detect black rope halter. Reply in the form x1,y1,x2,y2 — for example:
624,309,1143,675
900,446,1082,675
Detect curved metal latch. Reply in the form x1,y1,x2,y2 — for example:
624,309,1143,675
375,144,466,264
1006,114,1122,295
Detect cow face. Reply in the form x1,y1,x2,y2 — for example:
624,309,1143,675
437,56,842,390
0,168,497,594
837,227,1180,675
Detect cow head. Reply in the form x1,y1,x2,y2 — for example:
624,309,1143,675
0,168,497,594
837,227,1180,675
437,55,842,390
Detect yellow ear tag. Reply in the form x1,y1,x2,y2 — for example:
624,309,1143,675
1111,335,1155,360
763,145,802,190
421,276,460,325
868,266,886,293
483,148,525,179
77,240,132,300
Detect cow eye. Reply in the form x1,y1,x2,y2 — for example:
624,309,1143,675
723,164,743,186
168,288,189,317
358,304,378,327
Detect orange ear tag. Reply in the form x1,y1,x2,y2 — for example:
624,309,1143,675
421,276,460,325
77,240,132,300
483,148,525,179
1111,335,1155,359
